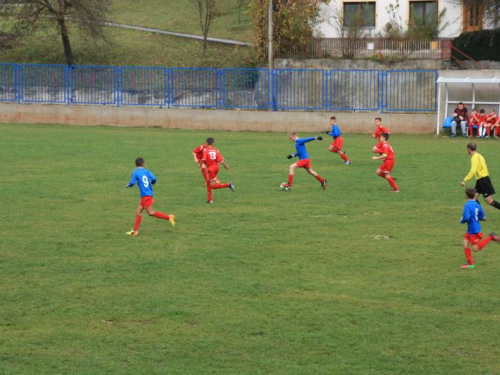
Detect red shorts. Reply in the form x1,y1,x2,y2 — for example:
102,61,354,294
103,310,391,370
330,136,344,151
208,164,219,181
380,159,395,174
140,196,154,208
464,232,483,245
296,158,312,169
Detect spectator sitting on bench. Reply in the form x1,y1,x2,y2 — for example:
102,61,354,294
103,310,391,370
484,110,498,138
451,102,469,138
468,108,480,138
478,109,487,138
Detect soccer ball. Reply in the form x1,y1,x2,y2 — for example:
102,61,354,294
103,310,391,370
280,182,290,191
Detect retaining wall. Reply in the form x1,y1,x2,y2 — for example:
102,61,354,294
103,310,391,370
0,103,436,134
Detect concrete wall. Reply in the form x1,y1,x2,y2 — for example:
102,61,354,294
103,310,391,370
0,102,436,134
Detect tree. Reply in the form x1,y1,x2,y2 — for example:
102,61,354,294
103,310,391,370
0,0,111,66
189,0,221,54
329,6,369,58
237,0,247,23
251,0,328,61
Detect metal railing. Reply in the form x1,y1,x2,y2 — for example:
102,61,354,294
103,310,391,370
274,38,446,59
0,63,438,112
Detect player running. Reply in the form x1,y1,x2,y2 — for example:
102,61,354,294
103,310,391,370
371,133,399,192
461,142,500,211
201,137,235,204
325,116,350,165
460,188,499,269
126,157,175,236
370,117,390,138
282,132,327,190
192,140,209,184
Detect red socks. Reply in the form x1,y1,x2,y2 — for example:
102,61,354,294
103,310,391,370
133,214,142,231
387,177,399,191
207,186,213,202
340,153,349,162
153,212,170,220
315,175,325,183
212,183,229,189
377,171,385,178
464,247,474,264
288,174,294,186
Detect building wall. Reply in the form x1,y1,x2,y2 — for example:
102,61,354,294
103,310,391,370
317,0,465,39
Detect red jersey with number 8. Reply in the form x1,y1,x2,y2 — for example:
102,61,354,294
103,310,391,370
202,146,224,167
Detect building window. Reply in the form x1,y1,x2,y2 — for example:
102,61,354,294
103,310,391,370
343,2,376,28
409,1,438,25
469,4,481,27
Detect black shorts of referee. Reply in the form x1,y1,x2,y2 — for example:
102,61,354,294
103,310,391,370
475,176,496,198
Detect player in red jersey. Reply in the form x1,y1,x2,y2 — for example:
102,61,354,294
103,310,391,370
370,117,390,138
485,110,498,138
468,108,480,138
192,140,209,184
201,137,235,204
372,133,399,192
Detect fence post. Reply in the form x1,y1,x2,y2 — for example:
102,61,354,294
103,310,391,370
379,70,386,113
217,69,225,109
65,66,71,105
15,64,22,103
323,70,330,111
115,67,121,107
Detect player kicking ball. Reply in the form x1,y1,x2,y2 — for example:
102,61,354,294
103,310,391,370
282,132,327,190
371,133,399,192
460,188,499,269
126,157,175,236
201,137,235,204
325,116,350,165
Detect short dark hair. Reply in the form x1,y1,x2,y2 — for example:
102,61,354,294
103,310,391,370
375,117,382,121
480,109,485,114
206,137,214,145
381,132,389,140
330,116,336,120
465,188,476,199
458,102,464,105
135,157,144,167
467,142,476,151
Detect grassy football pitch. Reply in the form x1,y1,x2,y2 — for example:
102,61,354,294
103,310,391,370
1,123,500,374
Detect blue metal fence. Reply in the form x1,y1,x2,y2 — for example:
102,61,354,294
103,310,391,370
383,70,438,112
328,70,380,111
0,63,438,112
0,63,17,102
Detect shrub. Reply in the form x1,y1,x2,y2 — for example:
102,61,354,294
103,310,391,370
453,29,500,61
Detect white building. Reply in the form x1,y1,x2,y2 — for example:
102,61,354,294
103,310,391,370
317,0,489,39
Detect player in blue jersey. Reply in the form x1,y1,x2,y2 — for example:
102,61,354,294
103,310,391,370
126,157,175,236
460,188,499,269
282,132,327,190
325,116,350,165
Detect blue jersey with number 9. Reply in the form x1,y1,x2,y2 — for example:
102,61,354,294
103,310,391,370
128,167,157,197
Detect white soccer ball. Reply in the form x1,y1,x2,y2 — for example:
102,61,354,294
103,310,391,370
280,182,289,191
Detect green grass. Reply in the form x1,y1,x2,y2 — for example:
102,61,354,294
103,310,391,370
0,0,254,67
1,123,500,374
111,0,253,42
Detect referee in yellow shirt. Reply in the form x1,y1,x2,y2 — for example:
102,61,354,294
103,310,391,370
461,142,500,210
